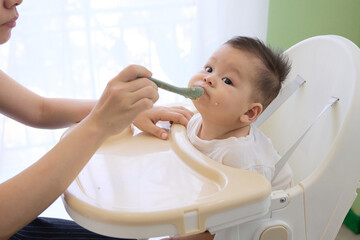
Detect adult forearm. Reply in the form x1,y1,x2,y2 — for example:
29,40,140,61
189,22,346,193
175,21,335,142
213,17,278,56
0,118,106,239
0,70,96,129
38,98,96,128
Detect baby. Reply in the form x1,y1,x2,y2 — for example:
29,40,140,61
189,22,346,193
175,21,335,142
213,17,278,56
187,36,293,191
162,36,293,240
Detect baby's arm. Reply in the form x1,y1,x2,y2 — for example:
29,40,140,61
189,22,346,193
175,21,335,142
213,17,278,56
0,69,95,128
133,106,194,139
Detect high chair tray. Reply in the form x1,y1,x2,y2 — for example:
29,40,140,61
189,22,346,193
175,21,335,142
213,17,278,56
62,124,272,238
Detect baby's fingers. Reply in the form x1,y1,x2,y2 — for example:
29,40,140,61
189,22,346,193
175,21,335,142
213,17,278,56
136,117,169,140
157,107,194,127
169,106,194,121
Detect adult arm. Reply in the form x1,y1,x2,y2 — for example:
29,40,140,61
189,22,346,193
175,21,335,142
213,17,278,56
0,69,193,135
0,65,158,239
0,69,95,128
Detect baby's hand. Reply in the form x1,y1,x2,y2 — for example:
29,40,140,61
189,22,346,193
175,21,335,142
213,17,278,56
133,106,193,140
86,65,158,139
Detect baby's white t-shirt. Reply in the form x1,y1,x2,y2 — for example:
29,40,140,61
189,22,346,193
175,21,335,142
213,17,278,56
187,113,293,191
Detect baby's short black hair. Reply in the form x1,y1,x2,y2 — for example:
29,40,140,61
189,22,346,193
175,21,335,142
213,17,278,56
225,36,291,110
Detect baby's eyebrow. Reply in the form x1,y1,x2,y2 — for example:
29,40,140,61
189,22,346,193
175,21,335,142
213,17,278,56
228,66,242,80
207,56,218,64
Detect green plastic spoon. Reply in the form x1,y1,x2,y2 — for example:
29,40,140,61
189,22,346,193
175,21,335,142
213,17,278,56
149,77,204,100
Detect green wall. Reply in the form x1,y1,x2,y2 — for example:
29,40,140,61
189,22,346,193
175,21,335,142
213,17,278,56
267,0,360,50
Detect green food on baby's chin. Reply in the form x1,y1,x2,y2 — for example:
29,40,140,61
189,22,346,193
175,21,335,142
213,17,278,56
149,77,204,100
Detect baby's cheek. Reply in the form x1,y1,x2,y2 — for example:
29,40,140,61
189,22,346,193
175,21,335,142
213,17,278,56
188,76,196,87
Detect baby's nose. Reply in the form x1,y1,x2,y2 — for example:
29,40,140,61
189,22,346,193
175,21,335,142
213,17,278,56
203,77,214,86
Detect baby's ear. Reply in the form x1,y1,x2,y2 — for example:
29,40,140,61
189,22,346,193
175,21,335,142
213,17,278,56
240,103,263,123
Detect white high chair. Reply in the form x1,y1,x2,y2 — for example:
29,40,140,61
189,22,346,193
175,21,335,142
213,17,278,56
62,35,360,240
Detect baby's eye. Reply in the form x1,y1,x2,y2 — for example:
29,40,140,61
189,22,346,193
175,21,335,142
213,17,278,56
222,78,232,85
205,66,212,73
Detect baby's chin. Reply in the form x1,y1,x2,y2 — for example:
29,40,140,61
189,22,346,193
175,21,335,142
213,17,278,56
191,97,209,113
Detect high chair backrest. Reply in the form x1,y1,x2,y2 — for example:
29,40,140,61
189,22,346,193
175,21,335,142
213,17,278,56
259,35,360,239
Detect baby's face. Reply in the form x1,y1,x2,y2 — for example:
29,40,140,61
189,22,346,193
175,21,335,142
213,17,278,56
188,44,261,125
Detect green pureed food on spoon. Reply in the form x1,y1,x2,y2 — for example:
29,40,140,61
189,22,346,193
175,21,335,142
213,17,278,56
149,77,204,100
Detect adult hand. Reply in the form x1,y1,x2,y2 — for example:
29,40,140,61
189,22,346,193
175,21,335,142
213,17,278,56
85,64,158,139
133,106,193,140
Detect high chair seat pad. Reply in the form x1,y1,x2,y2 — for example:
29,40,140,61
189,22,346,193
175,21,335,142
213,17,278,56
62,123,272,238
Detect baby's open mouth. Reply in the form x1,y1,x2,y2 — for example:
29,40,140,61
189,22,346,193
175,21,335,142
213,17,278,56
198,86,207,95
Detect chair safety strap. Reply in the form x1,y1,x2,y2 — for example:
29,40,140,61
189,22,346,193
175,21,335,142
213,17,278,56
254,75,306,127
272,96,339,181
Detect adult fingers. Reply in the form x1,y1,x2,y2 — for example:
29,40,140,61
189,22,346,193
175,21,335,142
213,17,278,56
115,64,152,83
128,85,159,106
125,77,158,93
130,98,156,119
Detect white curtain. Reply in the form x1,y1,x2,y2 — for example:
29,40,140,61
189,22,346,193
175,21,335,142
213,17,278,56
0,0,269,185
